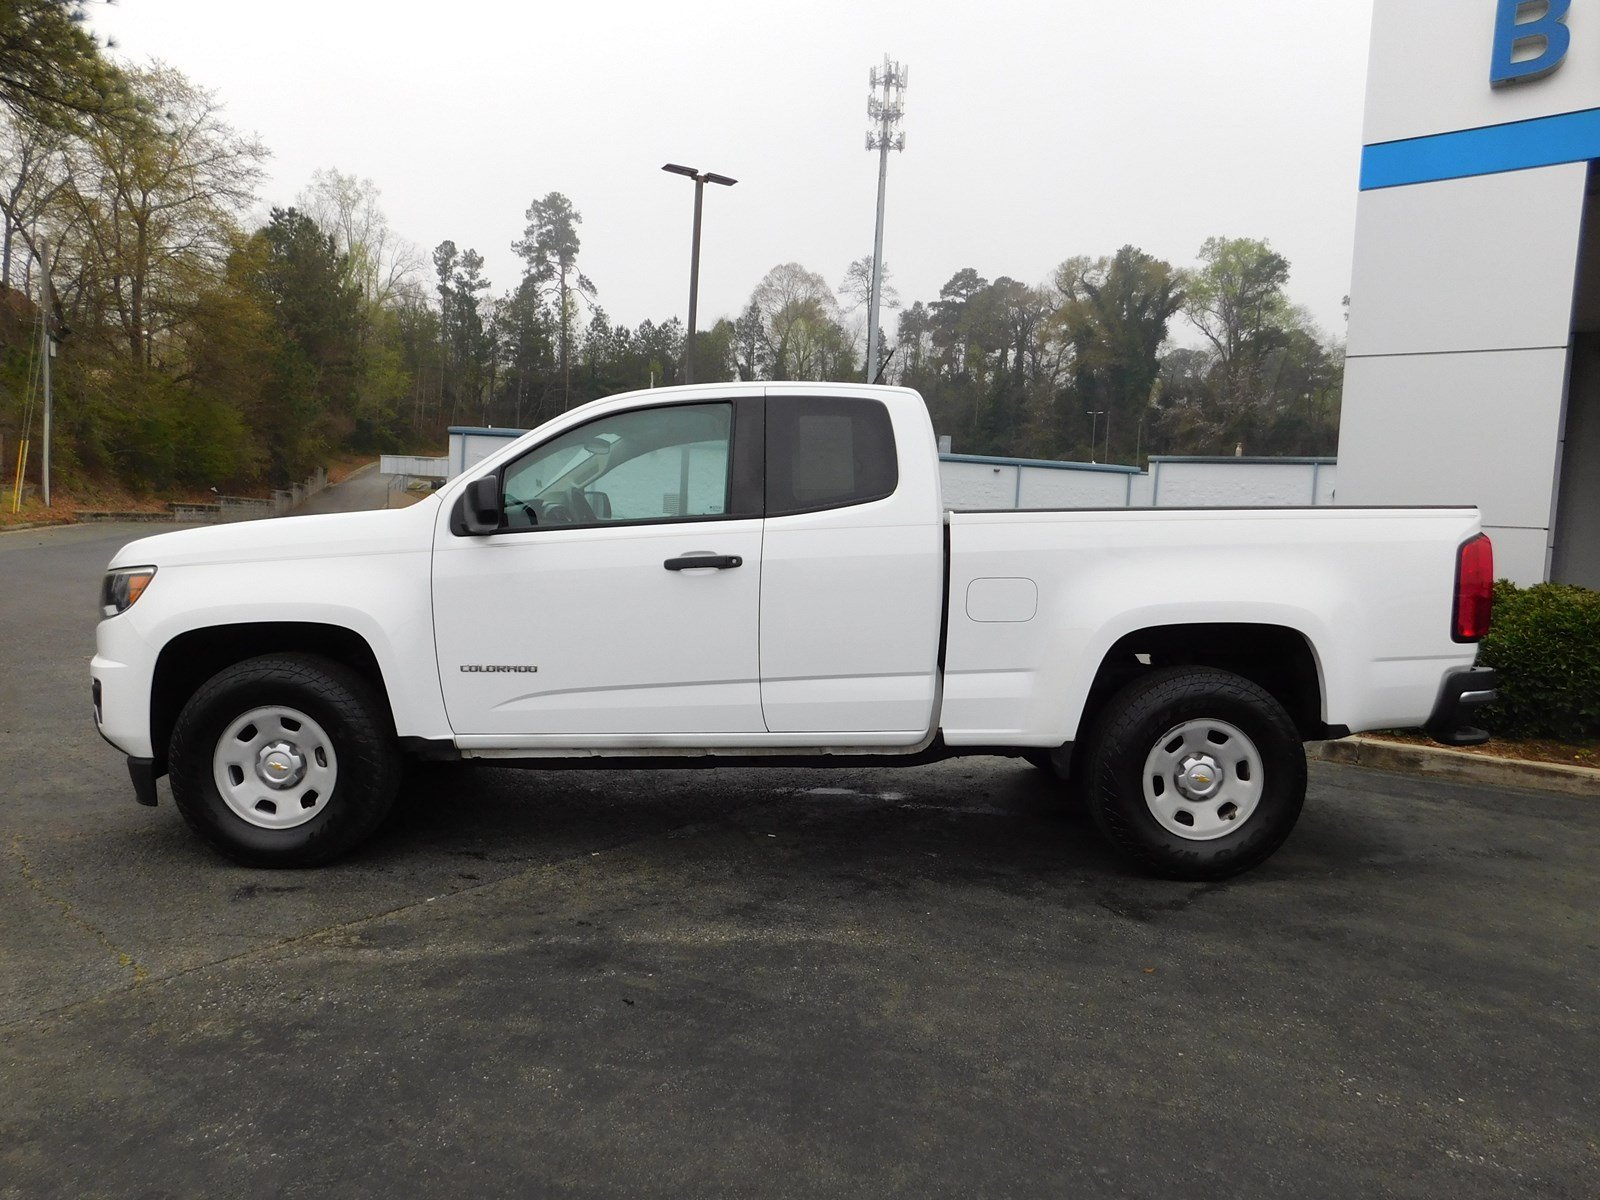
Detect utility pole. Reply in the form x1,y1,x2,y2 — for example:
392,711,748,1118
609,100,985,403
39,236,51,508
864,55,907,385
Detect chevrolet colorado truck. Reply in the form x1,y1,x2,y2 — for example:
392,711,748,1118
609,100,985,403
92,382,1497,879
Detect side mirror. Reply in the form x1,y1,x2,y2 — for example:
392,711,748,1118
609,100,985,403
462,476,503,534
585,490,612,520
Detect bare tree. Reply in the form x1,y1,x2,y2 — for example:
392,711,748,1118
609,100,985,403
837,254,898,314
0,113,67,288
750,262,853,381
296,167,420,307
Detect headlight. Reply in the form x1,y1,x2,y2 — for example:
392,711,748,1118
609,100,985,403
101,566,157,618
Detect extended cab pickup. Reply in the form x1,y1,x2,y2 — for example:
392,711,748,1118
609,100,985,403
92,383,1497,878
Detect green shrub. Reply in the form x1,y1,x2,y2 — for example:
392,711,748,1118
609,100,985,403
1478,580,1600,740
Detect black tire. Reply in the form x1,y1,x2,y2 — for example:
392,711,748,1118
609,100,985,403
1084,666,1306,881
168,653,400,867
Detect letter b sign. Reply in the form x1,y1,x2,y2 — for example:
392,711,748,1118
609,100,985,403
1492,0,1571,87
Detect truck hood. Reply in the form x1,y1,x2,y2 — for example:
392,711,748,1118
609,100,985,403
107,497,440,570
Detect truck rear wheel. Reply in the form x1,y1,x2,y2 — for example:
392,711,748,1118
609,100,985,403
168,653,399,867
1085,666,1305,880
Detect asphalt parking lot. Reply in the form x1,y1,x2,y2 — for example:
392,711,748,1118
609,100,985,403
1,520,1596,1199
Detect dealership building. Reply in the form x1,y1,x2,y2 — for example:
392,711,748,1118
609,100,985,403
1338,0,1600,587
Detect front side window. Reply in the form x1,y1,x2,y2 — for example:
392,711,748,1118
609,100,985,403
501,403,733,529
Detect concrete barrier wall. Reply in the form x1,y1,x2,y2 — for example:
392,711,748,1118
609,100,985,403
1146,458,1338,508
381,454,450,478
941,455,1338,510
939,455,1136,509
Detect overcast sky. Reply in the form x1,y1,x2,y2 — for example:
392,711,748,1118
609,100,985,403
92,0,1375,342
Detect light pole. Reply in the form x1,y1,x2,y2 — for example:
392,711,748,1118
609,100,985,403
1085,409,1106,464
662,163,736,384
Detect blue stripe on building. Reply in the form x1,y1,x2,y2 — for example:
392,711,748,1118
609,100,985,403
1360,106,1600,189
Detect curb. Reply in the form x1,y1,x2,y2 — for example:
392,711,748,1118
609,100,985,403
74,511,194,523
1310,736,1600,797
0,520,75,533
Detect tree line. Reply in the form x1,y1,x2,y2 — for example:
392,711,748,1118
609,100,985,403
0,4,1342,496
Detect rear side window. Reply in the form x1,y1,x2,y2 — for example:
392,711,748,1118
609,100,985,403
765,397,898,516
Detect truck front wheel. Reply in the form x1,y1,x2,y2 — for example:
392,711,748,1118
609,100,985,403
168,653,400,867
1085,666,1306,880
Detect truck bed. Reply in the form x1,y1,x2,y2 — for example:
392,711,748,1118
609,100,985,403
938,505,1484,745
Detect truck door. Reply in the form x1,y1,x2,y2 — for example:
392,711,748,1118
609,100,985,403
758,393,944,736
433,398,766,738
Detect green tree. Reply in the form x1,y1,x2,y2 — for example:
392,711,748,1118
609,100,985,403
0,1,129,131
691,318,736,384
1055,246,1183,462
632,317,683,387
430,239,495,425
513,191,594,408
1182,236,1292,401
1156,237,1342,456
732,299,765,381
248,207,366,477
495,276,555,427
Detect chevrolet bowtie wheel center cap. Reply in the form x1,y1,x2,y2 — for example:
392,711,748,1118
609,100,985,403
1176,754,1223,800
256,741,307,789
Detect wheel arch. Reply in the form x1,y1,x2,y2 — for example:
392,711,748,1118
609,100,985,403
1078,622,1331,744
150,622,394,774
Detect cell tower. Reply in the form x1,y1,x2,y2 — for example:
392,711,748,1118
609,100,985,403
864,54,907,384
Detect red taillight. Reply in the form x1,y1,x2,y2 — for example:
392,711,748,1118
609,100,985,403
1453,534,1493,642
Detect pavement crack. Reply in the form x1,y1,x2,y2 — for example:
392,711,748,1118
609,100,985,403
8,834,149,987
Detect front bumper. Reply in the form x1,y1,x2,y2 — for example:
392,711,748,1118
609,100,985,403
1425,667,1497,747
91,612,157,760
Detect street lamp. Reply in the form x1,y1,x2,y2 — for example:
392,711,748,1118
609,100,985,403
1085,409,1107,464
662,163,736,384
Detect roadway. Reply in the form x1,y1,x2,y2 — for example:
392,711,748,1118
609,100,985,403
0,504,1595,1198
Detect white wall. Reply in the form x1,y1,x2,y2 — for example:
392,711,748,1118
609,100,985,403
1365,1,1600,145
1340,3,1600,584
1338,165,1583,583
1018,466,1130,507
1345,166,1588,358
1148,460,1335,508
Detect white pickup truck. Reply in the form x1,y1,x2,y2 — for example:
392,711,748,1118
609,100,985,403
92,382,1497,879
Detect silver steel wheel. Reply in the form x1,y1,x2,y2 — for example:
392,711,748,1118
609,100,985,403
1141,717,1264,841
212,705,338,830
